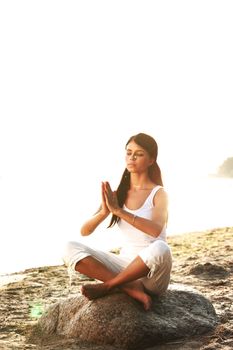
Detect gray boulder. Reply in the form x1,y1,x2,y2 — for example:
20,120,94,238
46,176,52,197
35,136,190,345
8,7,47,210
32,286,217,349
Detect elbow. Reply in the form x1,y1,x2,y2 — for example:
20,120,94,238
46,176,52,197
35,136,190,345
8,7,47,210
80,226,93,236
151,223,165,238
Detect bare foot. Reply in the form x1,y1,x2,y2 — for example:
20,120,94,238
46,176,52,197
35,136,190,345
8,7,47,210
81,283,109,300
123,280,152,311
81,281,152,311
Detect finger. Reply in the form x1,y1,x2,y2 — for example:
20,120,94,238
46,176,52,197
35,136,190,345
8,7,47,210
105,181,112,192
103,186,112,200
101,183,106,199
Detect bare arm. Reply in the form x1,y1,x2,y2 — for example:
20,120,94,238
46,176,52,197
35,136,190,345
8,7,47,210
80,210,109,236
115,189,168,238
103,182,168,238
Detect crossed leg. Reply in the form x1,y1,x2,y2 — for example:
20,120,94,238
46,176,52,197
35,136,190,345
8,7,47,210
75,255,152,311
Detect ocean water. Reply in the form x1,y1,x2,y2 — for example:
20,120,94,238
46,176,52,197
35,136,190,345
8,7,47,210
0,176,232,275
166,175,233,235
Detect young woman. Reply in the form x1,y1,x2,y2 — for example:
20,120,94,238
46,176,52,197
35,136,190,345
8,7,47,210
63,133,172,311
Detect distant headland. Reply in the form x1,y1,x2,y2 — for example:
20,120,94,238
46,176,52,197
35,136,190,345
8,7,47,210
211,157,233,178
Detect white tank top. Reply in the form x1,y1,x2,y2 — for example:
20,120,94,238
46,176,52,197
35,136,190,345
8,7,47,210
118,185,166,259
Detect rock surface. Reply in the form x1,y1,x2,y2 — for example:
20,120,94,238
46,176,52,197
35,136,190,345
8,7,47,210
32,287,217,349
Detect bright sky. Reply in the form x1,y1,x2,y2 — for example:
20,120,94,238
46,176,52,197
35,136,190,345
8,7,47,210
0,1,233,273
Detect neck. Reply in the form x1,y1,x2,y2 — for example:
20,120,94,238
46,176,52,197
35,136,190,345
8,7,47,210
130,174,153,190
130,181,154,191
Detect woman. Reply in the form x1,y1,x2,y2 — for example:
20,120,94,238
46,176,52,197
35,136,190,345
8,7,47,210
63,133,172,311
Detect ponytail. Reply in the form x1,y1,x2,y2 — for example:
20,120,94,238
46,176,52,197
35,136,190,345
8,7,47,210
108,169,130,227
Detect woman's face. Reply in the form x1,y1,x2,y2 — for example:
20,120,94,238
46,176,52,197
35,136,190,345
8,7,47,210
125,140,154,174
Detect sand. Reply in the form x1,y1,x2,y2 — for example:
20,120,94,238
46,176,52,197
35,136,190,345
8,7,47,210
0,227,232,350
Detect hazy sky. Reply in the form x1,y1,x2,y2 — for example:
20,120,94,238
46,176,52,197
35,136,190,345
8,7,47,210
0,1,233,273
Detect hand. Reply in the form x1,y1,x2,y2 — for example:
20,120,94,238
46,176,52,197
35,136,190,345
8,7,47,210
99,182,110,216
103,181,120,215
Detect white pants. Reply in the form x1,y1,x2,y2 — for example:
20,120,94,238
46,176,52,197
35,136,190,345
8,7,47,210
63,239,172,295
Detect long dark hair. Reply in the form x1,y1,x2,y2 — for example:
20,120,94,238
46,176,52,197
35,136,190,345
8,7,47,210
108,133,163,227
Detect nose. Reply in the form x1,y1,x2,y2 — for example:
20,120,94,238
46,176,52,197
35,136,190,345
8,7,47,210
130,154,137,161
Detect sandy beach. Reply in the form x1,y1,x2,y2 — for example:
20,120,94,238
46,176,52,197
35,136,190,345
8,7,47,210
0,226,232,350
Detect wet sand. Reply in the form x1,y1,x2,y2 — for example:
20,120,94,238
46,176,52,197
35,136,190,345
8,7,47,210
0,227,232,349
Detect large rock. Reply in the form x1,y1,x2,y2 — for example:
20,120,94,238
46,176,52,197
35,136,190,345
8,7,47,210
32,286,217,350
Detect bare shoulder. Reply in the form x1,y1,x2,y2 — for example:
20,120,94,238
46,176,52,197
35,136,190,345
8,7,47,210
153,187,168,206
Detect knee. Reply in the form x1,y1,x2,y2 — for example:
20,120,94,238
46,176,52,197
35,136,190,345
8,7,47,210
62,241,86,267
146,240,172,267
154,240,171,256
63,240,78,257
